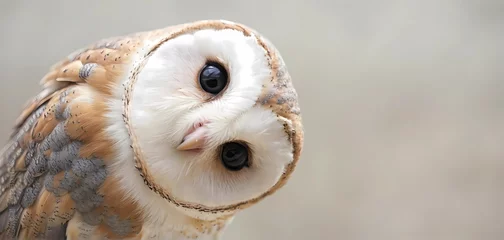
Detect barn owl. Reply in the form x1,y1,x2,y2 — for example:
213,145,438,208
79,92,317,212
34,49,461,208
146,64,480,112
0,19,303,239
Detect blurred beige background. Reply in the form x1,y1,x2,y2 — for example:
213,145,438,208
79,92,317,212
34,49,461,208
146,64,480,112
1,0,503,239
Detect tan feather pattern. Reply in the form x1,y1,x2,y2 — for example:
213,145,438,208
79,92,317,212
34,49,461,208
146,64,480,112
0,29,149,239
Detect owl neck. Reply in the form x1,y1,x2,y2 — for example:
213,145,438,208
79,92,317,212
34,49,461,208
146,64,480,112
97,172,234,238
140,201,235,238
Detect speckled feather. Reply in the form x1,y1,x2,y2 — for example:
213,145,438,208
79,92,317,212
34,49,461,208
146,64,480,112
0,26,152,239
0,20,304,240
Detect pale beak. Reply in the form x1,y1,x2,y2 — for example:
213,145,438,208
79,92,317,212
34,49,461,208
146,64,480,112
177,123,208,151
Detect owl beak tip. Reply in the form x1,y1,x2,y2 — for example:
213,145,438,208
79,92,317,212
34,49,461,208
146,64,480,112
176,138,205,151
177,125,208,151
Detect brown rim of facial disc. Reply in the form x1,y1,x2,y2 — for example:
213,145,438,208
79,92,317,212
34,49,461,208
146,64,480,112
122,20,303,214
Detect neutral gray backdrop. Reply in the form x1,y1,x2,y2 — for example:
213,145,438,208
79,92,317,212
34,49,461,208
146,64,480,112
1,0,503,239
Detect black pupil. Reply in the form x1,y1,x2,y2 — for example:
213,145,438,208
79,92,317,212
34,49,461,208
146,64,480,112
221,142,249,171
199,62,228,94
207,79,218,88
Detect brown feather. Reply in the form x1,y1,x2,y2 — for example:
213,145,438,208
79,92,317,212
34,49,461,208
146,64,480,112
13,152,26,172
0,26,144,239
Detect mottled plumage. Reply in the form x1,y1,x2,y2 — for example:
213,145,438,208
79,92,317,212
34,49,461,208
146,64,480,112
0,20,303,239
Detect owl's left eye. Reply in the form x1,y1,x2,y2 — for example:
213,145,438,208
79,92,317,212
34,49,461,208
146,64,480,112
198,62,228,95
221,142,249,171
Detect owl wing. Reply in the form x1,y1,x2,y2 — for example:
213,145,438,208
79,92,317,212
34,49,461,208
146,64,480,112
0,31,149,239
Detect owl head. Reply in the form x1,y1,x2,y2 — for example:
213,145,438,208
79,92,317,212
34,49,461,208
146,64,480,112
110,20,304,220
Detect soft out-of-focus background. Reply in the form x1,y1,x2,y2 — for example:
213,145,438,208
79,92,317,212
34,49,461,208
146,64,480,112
1,0,503,239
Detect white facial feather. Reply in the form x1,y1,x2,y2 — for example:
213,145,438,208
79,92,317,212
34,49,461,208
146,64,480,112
105,28,294,225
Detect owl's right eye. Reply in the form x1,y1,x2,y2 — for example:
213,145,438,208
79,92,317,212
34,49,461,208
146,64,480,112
198,62,228,95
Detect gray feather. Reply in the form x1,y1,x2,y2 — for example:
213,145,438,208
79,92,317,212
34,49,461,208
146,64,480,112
0,89,109,239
